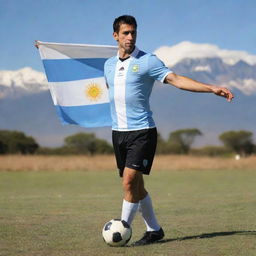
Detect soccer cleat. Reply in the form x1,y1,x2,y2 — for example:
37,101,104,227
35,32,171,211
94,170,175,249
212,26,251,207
131,227,164,246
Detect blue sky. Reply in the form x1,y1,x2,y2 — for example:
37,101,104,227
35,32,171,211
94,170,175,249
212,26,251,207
1,0,255,71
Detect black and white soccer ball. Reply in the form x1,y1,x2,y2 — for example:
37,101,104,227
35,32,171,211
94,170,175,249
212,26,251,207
102,219,132,247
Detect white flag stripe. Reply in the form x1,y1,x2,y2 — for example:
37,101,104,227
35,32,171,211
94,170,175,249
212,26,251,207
49,77,109,107
38,41,117,60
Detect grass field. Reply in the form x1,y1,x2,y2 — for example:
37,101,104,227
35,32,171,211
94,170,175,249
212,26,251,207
1,156,256,256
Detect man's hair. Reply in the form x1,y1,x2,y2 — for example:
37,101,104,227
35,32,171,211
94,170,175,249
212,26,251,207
113,15,137,33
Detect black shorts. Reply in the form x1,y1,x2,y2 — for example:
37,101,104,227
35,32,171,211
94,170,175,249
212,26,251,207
112,128,157,177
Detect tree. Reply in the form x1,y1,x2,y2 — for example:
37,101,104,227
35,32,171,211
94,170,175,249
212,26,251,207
167,128,202,154
219,130,254,156
0,140,8,154
190,146,232,157
65,133,97,155
95,138,113,154
64,132,113,155
0,130,39,154
156,133,168,154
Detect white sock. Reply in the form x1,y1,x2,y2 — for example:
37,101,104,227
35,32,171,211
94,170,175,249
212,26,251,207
139,194,161,231
121,199,139,226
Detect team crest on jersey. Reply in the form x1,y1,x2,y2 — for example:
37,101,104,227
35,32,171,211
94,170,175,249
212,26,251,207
131,65,139,72
143,159,148,167
85,83,102,101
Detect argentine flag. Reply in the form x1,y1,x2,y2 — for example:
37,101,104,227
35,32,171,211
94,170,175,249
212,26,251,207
37,41,117,127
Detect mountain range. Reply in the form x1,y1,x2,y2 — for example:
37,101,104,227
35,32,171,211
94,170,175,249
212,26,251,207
0,41,255,147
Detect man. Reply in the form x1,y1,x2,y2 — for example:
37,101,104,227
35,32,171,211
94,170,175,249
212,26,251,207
104,15,233,246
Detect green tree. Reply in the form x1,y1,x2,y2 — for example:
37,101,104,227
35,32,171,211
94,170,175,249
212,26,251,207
64,132,113,155
0,130,39,154
190,146,232,157
95,138,113,154
0,140,8,154
219,130,254,156
156,133,168,154
167,128,202,154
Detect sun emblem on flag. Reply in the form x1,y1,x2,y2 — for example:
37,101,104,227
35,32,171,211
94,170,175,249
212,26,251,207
85,83,103,101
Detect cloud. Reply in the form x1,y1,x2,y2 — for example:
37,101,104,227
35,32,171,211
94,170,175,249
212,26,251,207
0,67,48,90
154,41,256,67
224,79,256,95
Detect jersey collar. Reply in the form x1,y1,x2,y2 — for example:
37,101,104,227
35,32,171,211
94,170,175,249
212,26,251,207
117,46,140,60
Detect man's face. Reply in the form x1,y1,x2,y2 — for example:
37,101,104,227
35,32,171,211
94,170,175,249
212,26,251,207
113,24,137,54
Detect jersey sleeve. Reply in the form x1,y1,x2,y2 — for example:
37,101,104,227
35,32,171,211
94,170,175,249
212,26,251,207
103,61,107,80
103,60,109,87
147,54,173,83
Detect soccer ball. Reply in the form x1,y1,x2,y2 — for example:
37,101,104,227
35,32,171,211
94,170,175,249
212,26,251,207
102,219,132,247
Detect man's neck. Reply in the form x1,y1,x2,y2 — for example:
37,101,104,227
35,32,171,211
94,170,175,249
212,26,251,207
118,46,135,59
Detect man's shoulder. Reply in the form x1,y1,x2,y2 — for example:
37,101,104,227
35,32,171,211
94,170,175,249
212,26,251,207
104,56,117,75
136,50,159,61
105,56,117,65
140,51,166,67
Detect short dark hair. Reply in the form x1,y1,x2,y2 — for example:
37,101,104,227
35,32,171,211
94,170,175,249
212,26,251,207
113,15,137,33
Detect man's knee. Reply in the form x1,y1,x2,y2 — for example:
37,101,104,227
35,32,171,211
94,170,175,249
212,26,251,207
122,174,136,192
122,168,142,192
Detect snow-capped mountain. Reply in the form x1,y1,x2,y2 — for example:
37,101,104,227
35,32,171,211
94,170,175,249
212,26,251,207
169,57,256,95
1,41,256,147
155,41,256,95
0,67,48,98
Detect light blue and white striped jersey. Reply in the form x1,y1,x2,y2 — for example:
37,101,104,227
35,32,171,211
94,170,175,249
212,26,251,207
104,47,172,131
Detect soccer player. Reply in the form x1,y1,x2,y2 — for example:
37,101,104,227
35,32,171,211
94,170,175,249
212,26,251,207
104,15,233,246
34,15,233,247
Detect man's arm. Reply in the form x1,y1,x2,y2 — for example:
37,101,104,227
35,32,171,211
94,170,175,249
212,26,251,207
165,73,234,102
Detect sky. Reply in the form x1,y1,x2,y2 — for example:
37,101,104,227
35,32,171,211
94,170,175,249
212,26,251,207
0,0,256,72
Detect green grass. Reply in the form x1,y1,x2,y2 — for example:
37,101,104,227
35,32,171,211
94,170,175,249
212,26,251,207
1,169,256,256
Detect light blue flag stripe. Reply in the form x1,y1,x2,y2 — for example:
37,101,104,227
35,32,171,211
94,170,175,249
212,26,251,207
55,103,111,127
42,58,107,82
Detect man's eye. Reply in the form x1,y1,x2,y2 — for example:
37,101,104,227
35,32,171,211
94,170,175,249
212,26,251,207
123,31,136,35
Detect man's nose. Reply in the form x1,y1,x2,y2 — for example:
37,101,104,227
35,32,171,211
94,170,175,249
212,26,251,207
127,32,134,40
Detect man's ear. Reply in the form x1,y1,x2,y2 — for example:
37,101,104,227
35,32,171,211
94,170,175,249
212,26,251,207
113,32,119,41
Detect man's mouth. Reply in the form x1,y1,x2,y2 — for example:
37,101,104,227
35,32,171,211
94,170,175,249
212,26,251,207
126,43,134,47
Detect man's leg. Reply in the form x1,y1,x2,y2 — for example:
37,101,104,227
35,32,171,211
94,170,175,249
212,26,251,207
139,194,161,232
121,167,146,225
122,168,160,230
121,167,164,245
122,167,147,202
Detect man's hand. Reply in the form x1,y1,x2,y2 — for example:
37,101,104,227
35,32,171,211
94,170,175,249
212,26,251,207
34,40,39,49
211,86,234,102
